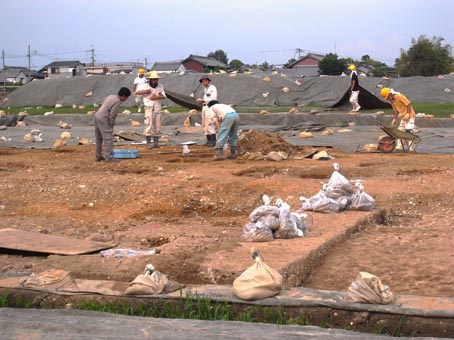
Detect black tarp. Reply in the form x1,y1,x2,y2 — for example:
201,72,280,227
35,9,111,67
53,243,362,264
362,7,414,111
165,89,203,110
329,85,391,110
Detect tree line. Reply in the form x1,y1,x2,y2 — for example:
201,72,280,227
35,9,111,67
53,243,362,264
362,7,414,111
208,35,454,77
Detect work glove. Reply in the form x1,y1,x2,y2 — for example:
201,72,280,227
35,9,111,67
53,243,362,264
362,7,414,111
391,118,396,127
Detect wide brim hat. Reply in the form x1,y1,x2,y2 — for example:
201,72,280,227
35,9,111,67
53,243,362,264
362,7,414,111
147,70,161,79
199,75,211,83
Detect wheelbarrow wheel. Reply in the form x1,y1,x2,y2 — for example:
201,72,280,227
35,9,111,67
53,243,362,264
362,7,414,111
378,136,396,153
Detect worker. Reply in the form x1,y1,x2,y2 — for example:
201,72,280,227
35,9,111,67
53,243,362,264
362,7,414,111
348,64,361,112
207,100,239,160
133,69,148,113
380,87,416,132
197,75,218,146
135,70,166,148
94,87,131,162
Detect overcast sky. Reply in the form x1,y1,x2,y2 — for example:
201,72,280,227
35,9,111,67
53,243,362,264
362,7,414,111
2,0,454,70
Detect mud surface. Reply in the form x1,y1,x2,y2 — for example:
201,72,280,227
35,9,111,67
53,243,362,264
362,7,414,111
0,130,453,298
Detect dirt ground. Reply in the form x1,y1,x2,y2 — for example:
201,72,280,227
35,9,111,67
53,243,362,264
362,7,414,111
0,130,453,299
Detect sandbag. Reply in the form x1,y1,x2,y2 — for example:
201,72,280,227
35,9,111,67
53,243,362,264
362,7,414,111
346,272,395,304
20,269,76,289
124,271,169,295
242,222,274,242
233,251,282,300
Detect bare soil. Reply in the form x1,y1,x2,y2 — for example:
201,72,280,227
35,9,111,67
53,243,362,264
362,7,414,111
0,131,453,298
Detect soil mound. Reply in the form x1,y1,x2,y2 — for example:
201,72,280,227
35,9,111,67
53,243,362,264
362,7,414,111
238,130,304,155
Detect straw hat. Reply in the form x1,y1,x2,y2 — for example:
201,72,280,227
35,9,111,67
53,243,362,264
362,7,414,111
147,70,161,79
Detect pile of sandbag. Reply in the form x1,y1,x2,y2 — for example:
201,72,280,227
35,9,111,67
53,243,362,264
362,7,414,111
299,163,375,213
242,195,308,242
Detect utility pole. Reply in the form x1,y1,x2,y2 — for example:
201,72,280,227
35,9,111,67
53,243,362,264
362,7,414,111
91,46,95,66
2,50,6,92
144,57,148,70
27,44,31,81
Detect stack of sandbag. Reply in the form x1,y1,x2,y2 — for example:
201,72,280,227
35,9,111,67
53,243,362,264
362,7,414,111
233,250,282,300
243,195,307,242
346,272,395,304
350,181,375,211
299,186,348,214
124,264,184,295
299,163,372,213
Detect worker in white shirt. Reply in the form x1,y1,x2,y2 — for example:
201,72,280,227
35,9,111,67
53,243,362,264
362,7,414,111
197,75,218,146
133,69,148,113
207,100,239,160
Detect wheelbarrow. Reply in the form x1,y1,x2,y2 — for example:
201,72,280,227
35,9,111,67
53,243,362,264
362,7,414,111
378,125,421,153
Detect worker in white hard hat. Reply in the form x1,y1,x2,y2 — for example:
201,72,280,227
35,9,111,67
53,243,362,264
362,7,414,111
134,70,166,148
133,68,148,113
348,64,361,113
197,75,218,146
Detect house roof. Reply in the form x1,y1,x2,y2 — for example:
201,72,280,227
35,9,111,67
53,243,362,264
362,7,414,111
183,55,227,68
151,60,183,71
38,60,82,74
286,53,325,69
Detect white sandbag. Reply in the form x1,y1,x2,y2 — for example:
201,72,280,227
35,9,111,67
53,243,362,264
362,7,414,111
274,207,299,239
350,182,375,211
326,163,353,199
242,222,274,242
346,272,395,304
233,251,282,300
249,205,280,223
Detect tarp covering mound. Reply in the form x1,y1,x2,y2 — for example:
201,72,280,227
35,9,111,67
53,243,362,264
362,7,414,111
329,85,391,110
2,73,454,109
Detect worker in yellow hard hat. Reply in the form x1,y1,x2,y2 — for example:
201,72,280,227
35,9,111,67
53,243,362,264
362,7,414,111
133,68,148,113
380,87,416,132
348,64,361,113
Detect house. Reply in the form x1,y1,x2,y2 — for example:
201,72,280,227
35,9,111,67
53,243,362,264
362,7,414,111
39,61,83,79
151,60,185,74
182,55,228,73
284,53,325,77
0,67,43,84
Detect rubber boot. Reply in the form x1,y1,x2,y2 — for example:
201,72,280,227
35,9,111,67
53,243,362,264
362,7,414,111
214,148,223,161
205,134,211,146
210,134,217,147
227,146,237,159
146,135,153,149
153,136,160,148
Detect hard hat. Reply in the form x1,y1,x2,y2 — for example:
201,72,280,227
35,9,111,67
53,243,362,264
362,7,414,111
147,70,161,79
138,69,145,75
199,75,211,83
380,87,390,100
348,64,356,71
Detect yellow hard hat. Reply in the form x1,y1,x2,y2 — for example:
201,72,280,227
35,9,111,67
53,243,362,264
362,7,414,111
348,64,356,71
147,70,161,79
138,69,145,75
380,87,390,100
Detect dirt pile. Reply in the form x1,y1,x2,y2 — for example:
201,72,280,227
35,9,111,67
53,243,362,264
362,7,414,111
238,130,304,155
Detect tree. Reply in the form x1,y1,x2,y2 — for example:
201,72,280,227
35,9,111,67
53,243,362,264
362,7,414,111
395,35,454,77
207,50,229,65
318,53,347,75
284,58,296,68
229,59,244,70
258,61,273,72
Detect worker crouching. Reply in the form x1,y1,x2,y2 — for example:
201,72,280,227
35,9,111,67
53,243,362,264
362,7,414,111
207,101,240,160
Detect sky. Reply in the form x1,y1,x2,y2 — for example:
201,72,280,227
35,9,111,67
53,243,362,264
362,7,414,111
2,0,454,70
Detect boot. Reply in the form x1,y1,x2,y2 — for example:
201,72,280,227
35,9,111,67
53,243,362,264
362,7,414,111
210,134,217,147
227,146,237,159
153,136,160,148
205,134,211,146
146,135,153,149
214,148,223,161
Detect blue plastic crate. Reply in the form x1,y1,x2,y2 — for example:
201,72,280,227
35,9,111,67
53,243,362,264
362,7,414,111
113,149,139,159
